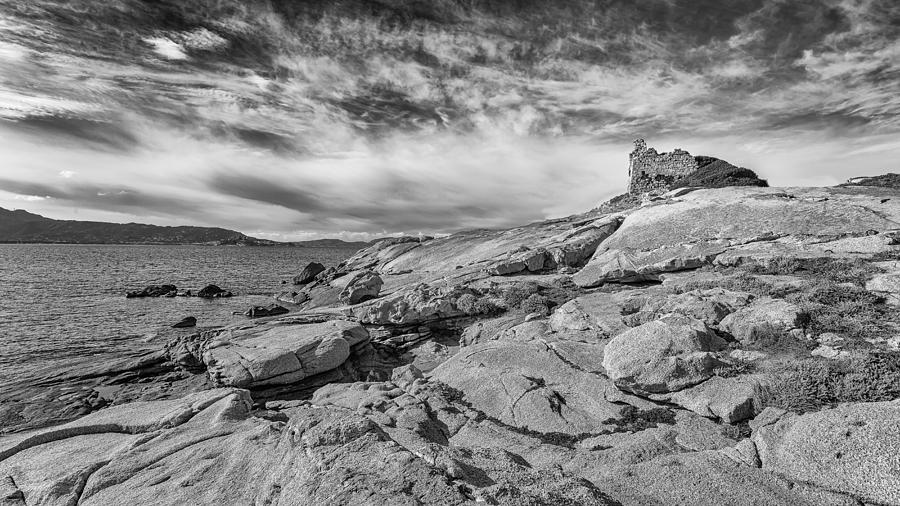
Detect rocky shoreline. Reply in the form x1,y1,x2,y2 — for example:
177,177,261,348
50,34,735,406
4,152,900,504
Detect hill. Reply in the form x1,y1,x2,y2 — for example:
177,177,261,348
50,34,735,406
0,207,366,247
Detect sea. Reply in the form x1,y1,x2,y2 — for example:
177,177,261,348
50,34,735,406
0,244,359,388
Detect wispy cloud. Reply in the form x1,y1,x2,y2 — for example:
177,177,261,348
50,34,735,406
0,0,898,238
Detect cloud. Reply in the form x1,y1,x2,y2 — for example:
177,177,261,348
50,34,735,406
144,37,189,60
0,178,202,218
208,173,326,214
0,0,898,239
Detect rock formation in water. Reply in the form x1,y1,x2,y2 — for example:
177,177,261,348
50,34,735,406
4,144,900,505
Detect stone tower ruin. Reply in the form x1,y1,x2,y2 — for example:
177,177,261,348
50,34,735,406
627,139,699,194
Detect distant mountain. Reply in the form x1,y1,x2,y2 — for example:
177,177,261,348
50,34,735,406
0,207,368,248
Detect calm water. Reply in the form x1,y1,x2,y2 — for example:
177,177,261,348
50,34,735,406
0,244,358,385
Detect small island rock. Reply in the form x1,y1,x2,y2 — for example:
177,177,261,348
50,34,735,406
171,316,197,328
197,284,232,298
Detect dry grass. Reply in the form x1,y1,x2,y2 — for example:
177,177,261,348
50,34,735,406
763,353,900,413
740,257,882,286
786,280,892,342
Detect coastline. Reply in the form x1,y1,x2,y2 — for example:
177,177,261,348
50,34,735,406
4,177,900,503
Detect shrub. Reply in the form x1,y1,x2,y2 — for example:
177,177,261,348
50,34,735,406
812,258,882,286
668,272,793,299
839,173,900,189
520,294,551,316
499,282,541,309
455,293,478,315
740,257,881,286
671,158,768,189
839,353,900,402
739,324,814,354
543,276,583,307
619,296,646,315
593,192,642,214
601,406,676,433
713,360,757,379
473,296,504,316
740,257,803,276
787,281,891,340
720,422,752,441
763,353,900,413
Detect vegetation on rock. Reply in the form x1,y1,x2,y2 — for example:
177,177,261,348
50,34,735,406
764,353,900,413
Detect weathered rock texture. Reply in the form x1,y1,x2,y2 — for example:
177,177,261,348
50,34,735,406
0,389,479,505
166,319,370,389
602,314,727,394
9,151,900,505
752,402,900,505
575,186,900,287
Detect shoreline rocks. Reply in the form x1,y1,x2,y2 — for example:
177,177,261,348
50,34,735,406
125,284,176,298
166,319,371,389
15,168,900,504
338,270,384,305
197,284,233,298
125,284,233,299
244,304,289,318
293,262,326,285
171,316,197,328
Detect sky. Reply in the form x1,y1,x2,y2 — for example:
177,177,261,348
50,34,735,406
0,0,898,240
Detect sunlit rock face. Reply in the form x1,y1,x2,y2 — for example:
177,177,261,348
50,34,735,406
1,0,899,238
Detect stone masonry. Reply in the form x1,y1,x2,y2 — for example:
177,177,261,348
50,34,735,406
628,139,699,194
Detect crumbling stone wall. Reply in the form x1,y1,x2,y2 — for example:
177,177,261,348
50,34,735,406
628,139,699,194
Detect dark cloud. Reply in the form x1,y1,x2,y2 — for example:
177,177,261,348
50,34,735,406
14,116,140,152
1,0,899,236
0,179,200,217
4,0,898,144
207,173,326,213
204,168,550,233
736,0,850,64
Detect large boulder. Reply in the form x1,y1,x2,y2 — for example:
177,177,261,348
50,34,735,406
866,262,900,305
602,314,728,394
430,339,647,435
293,262,326,285
546,216,621,268
624,288,754,327
354,284,467,325
547,291,634,338
752,401,900,504
338,271,384,305
275,291,310,305
574,186,900,287
244,304,289,318
575,241,729,285
486,248,548,275
719,298,805,344
594,447,856,506
168,320,369,388
665,375,769,423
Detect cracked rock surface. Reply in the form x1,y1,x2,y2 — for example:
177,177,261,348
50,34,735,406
8,184,900,505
